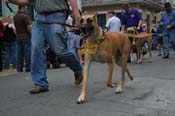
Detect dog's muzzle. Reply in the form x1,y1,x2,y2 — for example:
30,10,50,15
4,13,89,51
80,23,94,38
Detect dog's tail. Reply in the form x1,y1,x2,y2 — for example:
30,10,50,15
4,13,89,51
127,33,152,38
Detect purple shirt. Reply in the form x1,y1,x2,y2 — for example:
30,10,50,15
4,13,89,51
122,8,143,28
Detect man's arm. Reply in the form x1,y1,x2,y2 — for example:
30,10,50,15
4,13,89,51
4,0,30,6
121,25,126,33
69,0,81,27
27,25,32,34
137,20,142,30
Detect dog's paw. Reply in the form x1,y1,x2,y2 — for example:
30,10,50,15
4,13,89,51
129,76,134,81
115,87,123,94
77,95,86,104
136,60,142,64
107,83,116,88
77,100,85,104
115,91,122,94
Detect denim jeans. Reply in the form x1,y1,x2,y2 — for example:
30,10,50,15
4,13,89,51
16,39,31,71
31,12,82,88
162,33,175,56
3,42,17,69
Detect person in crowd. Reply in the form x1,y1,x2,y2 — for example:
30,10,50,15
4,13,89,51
14,5,31,72
0,19,4,72
3,16,17,70
5,0,83,94
66,10,84,64
105,10,121,32
66,10,74,32
121,3,143,33
151,21,157,33
142,23,147,32
121,3,143,62
160,2,175,59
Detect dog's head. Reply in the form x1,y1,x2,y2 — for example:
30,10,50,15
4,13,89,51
80,14,98,37
127,27,137,35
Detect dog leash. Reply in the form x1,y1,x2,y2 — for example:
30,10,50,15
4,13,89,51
36,20,80,28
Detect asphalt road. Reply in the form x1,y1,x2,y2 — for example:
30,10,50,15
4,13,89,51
0,50,175,116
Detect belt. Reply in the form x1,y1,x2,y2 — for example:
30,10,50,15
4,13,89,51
38,10,67,15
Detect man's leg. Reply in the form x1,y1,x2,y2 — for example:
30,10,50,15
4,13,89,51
16,40,24,72
169,33,175,56
24,39,31,72
4,42,10,69
30,21,49,93
45,12,82,85
11,41,17,69
162,35,170,58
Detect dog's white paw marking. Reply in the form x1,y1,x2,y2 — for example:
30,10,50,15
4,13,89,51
137,59,142,64
115,86,122,94
77,95,85,104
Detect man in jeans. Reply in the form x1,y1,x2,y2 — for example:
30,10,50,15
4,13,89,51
14,5,31,72
5,0,83,94
160,2,175,58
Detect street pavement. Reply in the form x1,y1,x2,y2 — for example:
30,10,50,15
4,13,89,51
0,50,175,116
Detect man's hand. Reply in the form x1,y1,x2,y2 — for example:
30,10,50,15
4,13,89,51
69,0,81,28
74,13,81,27
137,26,140,30
121,30,126,33
167,25,171,30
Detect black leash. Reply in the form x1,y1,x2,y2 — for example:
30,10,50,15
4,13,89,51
37,20,80,28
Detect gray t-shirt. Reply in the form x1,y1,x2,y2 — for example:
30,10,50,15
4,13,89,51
32,0,69,13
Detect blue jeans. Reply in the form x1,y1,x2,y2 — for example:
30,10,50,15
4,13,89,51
3,42,17,69
162,33,175,56
16,39,31,71
31,12,82,89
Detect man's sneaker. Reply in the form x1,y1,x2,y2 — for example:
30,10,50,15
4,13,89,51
30,86,49,94
162,55,169,59
74,71,83,85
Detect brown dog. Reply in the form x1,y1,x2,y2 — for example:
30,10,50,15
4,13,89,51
127,27,152,63
77,14,133,104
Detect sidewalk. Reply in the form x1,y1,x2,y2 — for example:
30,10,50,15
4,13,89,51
0,69,17,77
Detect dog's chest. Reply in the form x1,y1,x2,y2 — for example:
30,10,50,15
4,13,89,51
92,49,109,63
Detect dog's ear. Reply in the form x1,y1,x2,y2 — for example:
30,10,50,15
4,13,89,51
93,13,97,23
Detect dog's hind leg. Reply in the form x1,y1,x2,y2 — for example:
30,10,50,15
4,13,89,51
137,47,142,64
115,68,125,94
107,56,115,88
77,54,91,104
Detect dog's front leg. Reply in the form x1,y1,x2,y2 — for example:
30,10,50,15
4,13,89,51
77,54,92,104
115,68,125,94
